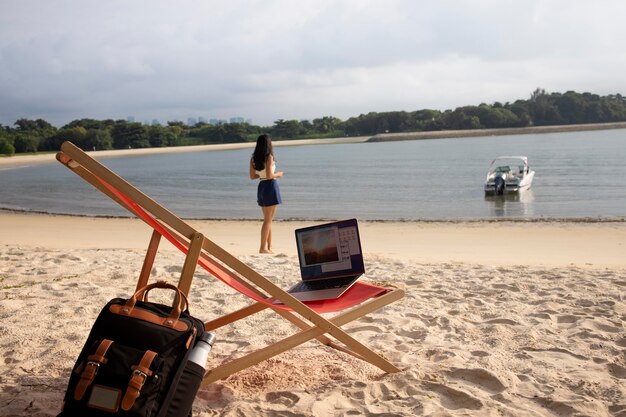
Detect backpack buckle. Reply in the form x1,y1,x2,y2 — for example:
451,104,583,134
131,369,148,382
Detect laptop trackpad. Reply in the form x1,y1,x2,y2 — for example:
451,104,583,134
289,288,347,302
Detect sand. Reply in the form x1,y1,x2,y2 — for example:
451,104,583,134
1,212,625,416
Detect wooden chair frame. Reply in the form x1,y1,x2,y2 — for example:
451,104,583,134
56,141,404,385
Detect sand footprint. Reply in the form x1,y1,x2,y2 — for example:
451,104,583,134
265,390,300,406
556,314,580,324
445,368,507,394
607,363,626,379
58,253,83,261
529,312,552,320
578,318,623,333
492,283,521,292
482,318,519,326
529,396,577,416
522,346,588,361
349,325,384,334
165,265,182,273
423,381,483,411
397,328,428,341
423,348,456,362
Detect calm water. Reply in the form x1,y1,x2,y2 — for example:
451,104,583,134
1,129,626,220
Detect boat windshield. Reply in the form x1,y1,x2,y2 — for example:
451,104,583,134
490,158,527,174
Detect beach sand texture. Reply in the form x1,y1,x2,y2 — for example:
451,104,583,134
1,214,625,416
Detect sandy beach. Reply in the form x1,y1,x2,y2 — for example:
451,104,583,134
1,212,625,416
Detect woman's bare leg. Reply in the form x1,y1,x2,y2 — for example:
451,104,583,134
260,205,278,253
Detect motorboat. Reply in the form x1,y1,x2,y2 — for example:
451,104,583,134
484,156,535,195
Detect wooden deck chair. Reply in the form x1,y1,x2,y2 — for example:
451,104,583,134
56,141,404,386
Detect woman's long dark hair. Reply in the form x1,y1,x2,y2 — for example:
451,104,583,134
252,134,273,171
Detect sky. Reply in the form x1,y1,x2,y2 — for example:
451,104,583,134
1,0,625,128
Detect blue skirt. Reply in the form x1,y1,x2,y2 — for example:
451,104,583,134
257,179,282,207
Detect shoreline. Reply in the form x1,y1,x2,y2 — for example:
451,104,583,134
2,121,625,168
1,207,625,223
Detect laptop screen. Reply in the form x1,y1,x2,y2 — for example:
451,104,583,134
295,219,365,281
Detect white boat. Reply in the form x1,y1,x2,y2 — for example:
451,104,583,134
484,156,535,195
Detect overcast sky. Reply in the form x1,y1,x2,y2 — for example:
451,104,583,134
1,0,625,128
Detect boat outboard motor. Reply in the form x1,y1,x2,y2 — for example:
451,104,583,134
494,175,505,195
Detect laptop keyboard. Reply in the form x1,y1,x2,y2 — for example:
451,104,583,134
290,276,357,293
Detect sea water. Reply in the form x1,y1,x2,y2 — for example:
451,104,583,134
1,129,625,220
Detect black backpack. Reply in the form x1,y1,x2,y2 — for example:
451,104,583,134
58,281,210,417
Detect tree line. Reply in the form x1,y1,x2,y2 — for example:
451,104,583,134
2,89,626,156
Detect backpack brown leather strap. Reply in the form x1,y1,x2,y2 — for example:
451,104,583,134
74,339,114,400
123,281,189,329
121,350,158,411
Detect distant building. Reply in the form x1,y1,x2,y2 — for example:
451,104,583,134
209,118,219,125
187,117,197,127
151,119,160,126
198,117,207,124
127,116,135,123
230,117,245,124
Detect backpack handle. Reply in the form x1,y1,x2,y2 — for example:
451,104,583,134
125,281,189,322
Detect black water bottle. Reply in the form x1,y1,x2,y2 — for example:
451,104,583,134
166,332,216,417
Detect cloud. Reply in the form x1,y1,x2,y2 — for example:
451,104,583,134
1,0,625,127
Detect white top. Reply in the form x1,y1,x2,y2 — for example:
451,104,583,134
256,162,276,180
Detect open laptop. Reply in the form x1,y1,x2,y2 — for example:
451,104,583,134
284,218,365,302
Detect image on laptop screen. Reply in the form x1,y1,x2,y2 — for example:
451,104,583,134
296,219,364,281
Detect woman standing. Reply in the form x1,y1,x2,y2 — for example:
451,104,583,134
249,134,283,253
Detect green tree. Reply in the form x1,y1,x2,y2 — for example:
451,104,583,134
0,137,15,155
0,127,15,155
529,88,561,125
271,119,307,139
222,123,249,143
13,133,40,153
86,129,113,150
506,100,532,126
111,122,150,149
440,109,479,130
11,118,57,152
343,112,383,136
162,129,180,146
42,126,89,151
148,125,168,147
552,91,587,124
166,124,185,142
412,109,443,131
194,124,225,143
63,118,115,131
312,116,343,133
63,126,88,146
473,105,521,128
597,95,626,122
